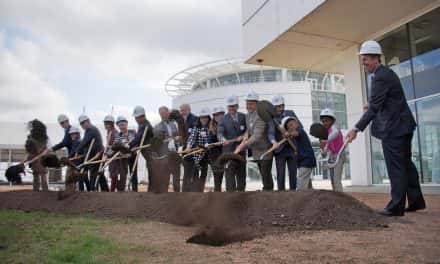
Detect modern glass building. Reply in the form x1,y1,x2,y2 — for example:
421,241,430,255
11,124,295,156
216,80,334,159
166,58,350,185
369,8,440,184
241,0,440,187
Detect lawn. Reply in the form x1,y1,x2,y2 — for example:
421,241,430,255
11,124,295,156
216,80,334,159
0,210,152,264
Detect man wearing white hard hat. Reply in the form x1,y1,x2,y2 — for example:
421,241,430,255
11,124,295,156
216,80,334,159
75,115,108,191
235,91,276,191
154,106,181,192
346,40,425,216
51,114,74,156
217,95,247,191
114,116,137,191
64,126,82,191
271,95,302,191
130,106,154,191
102,115,121,192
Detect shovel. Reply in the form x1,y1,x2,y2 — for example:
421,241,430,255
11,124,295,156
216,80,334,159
257,100,297,154
259,138,288,160
320,138,350,169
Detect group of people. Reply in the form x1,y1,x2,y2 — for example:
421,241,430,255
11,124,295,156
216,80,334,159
24,92,346,194
22,39,426,217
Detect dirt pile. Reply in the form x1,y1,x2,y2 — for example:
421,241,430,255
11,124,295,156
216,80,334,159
0,190,387,246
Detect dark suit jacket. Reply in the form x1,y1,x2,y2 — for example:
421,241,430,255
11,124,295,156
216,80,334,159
356,65,416,140
52,125,73,153
185,113,198,133
76,125,104,157
217,112,247,153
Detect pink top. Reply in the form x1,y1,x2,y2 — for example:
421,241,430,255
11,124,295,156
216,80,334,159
327,124,344,154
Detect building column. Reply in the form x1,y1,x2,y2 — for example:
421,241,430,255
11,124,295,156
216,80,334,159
341,45,372,186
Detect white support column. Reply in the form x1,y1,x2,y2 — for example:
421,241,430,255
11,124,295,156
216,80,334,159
341,45,372,186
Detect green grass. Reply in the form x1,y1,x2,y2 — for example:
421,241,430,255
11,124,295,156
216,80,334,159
0,210,152,264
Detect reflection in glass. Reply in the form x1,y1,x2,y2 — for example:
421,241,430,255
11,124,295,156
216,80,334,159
409,8,440,98
378,25,415,100
417,95,440,183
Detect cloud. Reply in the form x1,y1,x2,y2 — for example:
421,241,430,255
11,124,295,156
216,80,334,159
0,0,242,124
0,31,70,123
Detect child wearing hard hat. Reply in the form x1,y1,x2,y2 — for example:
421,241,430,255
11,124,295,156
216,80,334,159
281,116,316,190
319,108,344,192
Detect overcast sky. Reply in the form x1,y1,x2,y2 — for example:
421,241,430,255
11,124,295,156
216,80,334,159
0,0,242,126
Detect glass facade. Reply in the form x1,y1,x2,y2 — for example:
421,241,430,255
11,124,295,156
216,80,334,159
370,7,440,184
311,91,348,129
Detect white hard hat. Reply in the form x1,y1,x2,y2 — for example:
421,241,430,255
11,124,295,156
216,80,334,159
359,40,382,55
281,116,298,130
116,116,128,124
198,107,211,117
57,114,69,124
68,126,80,134
244,91,259,101
78,114,90,124
212,106,225,115
103,115,115,123
226,95,239,106
132,106,145,117
320,108,336,119
271,95,284,106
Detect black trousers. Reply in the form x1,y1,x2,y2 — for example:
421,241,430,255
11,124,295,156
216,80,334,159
208,150,223,192
224,152,247,192
257,159,273,191
169,160,181,192
382,133,425,214
128,155,138,192
142,151,153,192
89,164,109,192
78,171,91,192
275,154,297,190
182,156,208,192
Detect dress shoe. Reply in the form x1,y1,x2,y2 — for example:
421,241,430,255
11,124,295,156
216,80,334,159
405,205,426,212
376,209,404,217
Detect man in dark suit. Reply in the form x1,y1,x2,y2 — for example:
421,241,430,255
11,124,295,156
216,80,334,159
271,95,301,191
217,95,247,191
347,40,426,217
76,115,108,192
130,106,154,191
179,103,198,134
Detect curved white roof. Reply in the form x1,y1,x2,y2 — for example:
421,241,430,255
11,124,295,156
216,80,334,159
164,57,281,97
165,58,345,97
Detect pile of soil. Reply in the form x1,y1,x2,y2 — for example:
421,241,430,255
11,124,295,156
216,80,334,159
0,190,387,246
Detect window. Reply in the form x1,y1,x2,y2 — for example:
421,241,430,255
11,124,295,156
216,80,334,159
262,70,282,82
410,8,440,99
218,74,239,86
311,91,348,129
239,71,261,83
378,26,415,100
209,79,220,88
369,7,440,184
287,70,307,82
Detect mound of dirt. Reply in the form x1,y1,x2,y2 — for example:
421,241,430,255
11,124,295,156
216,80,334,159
0,190,387,245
